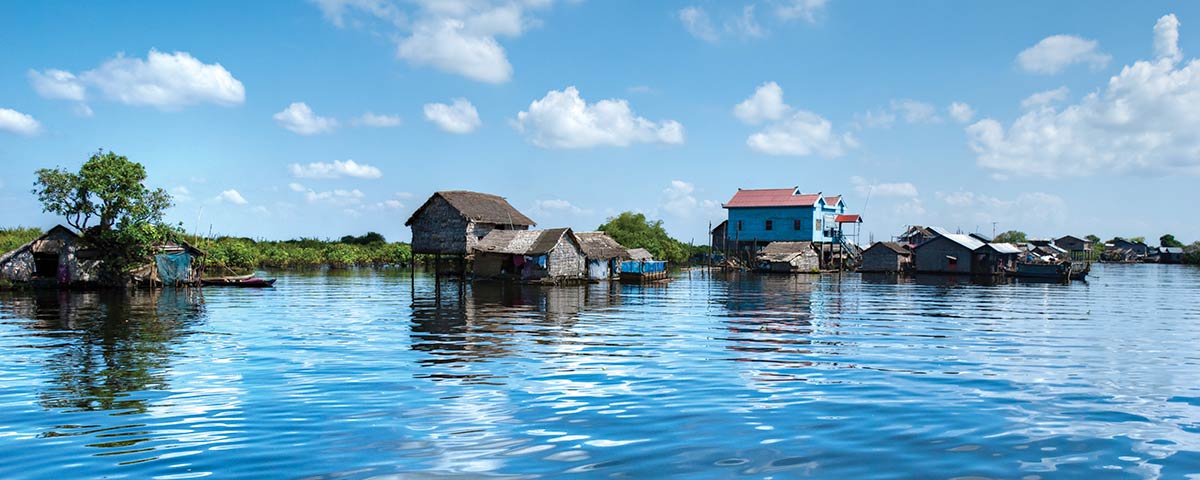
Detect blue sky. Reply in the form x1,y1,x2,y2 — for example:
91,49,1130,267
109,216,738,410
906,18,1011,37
2,1,1198,245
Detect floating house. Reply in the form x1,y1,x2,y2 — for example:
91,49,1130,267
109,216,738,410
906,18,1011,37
721,188,849,246
129,241,207,287
756,242,819,273
575,232,630,280
898,225,937,247
975,242,1021,276
710,220,730,253
472,228,586,282
1154,247,1184,264
913,227,1018,275
859,242,913,273
0,225,100,286
405,191,536,256
1055,235,1093,253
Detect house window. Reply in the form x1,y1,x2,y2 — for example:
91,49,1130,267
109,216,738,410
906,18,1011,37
794,219,802,230
737,220,743,231
815,219,822,231
947,255,958,270
765,220,773,231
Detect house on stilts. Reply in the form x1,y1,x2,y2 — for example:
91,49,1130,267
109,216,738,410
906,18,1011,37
405,190,537,274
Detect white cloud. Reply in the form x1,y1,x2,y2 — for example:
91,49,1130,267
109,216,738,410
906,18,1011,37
948,102,975,123
737,82,853,157
515,86,684,148
170,186,193,202
423,98,481,134
77,50,244,110
355,112,402,127
1020,87,1070,109
380,199,404,209
27,69,85,101
288,159,382,179
274,102,338,135
0,108,42,136
891,99,939,124
74,104,94,117
1017,34,1111,74
397,18,512,83
312,0,406,28
288,182,307,192
1155,14,1183,64
969,14,1200,178
660,180,723,221
215,189,248,205
734,81,789,124
775,0,828,23
679,6,719,43
859,109,896,129
288,182,365,206
849,176,918,198
533,199,589,215
728,5,765,39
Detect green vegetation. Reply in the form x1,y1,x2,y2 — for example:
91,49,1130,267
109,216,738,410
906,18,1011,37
0,227,43,253
196,234,412,272
1160,234,1184,248
993,230,1027,243
1185,242,1200,265
597,212,704,264
33,150,178,283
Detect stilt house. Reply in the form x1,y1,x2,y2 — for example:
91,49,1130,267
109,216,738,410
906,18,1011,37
405,191,536,256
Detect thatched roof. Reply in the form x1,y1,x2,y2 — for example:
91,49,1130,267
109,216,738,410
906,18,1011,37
475,228,576,255
757,241,814,262
575,232,630,260
405,191,536,227
0,225,78,265
626,248,654,261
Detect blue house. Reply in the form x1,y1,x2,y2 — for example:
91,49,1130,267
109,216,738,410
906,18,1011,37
722,187,849,244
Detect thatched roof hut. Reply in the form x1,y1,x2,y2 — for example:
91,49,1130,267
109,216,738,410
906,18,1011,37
756,241,819,273
473,228,586,281
405,191,536,255
626,248,654,261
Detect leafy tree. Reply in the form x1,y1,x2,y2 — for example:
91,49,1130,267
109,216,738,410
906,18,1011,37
339,232,387,245
1185,241,1200,265
598,212,693,264
1085,234,1100,243
993,230,1027,243
1160,234,1184,248
1130,236,1146,244
33,150,176,283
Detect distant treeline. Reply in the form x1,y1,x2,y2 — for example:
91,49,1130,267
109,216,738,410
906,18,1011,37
190,233,413,272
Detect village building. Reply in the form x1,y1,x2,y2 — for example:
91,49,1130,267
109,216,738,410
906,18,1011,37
1154,247,1184,264
968,233,992,243
1055,235,1093,253
898,225,937,246
721,188,849,247
405,191,536,256
710,220,729,253
471,228,586,282
859,242,913,273
756,242,820,273
975,242,1021,276
626,248,654,262
575,232,630,280
0,225,101,286
913,227,1018,275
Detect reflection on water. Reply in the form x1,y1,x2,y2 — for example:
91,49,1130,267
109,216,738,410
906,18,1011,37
1,264,1199,478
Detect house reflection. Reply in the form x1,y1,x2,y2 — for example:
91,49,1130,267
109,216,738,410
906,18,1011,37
0,289,205,414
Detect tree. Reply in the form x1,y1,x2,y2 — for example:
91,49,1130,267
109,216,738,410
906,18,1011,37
993,230,1026,243
339,232,386,245
1130,236,1146,244
1185,241,1200,265
33,150,175,283
598,212,692,264
35,150,172,233
1160,234,1184,248
1085,234,1100,243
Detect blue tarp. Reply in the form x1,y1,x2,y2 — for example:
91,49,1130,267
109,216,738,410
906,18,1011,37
620,260,666,274
154,252,193,285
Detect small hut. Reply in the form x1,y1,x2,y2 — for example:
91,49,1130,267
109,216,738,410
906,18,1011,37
976,243,1021,276
472,228,586,282
913,228,984,274
898,225,938,247
626,248,654,262
1055,235,1092,253
405,191,536,256
0,225,101,286
130,241,207,287
755,241,819,273
859,242,912,273
575,232,630,280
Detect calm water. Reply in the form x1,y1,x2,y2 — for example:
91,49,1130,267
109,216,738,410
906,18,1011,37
1,264,1199,479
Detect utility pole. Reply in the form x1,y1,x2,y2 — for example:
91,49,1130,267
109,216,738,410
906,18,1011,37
991,222,998,240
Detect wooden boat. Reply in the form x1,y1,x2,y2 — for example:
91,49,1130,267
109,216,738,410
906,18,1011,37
1011,261,1089,281
202,275,276,287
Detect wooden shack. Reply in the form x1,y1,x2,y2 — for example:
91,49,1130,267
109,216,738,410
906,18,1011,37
913,229,984,274
898,225,937,247
472,228,586,282
859,242,912,273
976,242,1021,276
1055,235,1092,253
575,232,630,280
626,248,654,262
756,241,819,273
0,225,101,286
405,191,536,256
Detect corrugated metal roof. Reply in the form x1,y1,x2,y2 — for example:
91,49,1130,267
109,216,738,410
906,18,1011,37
922,227,986,251
723,188,822,208
986,242,1022,254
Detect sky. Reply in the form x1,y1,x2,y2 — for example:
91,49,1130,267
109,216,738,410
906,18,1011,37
2,1,1199,246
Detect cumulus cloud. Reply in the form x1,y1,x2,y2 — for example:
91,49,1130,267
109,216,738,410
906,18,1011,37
737,82,853,157
775,0,828,23
288,159,382,179
948,102,975,123
170,186,193,203
0,108,42,136
1017,34,1111,74
288,182,365,206
215,189,248,205
660,180,724,221
29,50,245,111
274,102,338,135
679,6,719,43
858,99,940,128
849,176,918,198
1155,14,1183,64
969,14,1200,177
355,112,401,127
318,0,554,83
423,98,481,134
1020,87,1070,109
734,81,789,124
515,86,684,148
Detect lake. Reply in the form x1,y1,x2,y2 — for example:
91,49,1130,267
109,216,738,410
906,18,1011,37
1,264,1199,479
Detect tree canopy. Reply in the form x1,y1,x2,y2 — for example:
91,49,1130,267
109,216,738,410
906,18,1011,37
993,230,1027,243
597,212,694,264
1160,234,1184,248
34,150,172,234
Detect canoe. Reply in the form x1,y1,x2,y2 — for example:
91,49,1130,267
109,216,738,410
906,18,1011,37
202,277,276,287
201,273,254,283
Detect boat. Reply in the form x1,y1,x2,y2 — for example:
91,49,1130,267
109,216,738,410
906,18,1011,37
1011,260,1089,281
202,275,277,287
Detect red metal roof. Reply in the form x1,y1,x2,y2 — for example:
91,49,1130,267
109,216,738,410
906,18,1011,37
824,196,842,206
723,188,821,208
835,214,861,223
